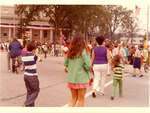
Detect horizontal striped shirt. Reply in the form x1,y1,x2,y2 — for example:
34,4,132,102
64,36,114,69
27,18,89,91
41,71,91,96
22,53,39,76
113,64,124,80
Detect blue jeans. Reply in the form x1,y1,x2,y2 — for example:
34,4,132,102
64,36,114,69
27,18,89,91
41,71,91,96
24,75,40,107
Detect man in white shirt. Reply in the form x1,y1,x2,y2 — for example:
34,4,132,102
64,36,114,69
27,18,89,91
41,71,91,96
112,43,126,59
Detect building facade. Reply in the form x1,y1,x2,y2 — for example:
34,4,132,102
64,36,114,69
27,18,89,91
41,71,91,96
0,5,54,43
120,37,144,45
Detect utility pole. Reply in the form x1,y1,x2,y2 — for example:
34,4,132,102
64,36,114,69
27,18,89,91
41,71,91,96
13,5,16,37
14,4,18,37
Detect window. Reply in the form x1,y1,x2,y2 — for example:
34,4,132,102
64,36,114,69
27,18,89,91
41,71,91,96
34,34,38,37
3,8,8,14
3,33,7,36
44,30,47,38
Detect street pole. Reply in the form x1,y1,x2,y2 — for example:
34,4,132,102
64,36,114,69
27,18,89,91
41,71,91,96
13,5,15,37
14,4,17,37
147,5,149,41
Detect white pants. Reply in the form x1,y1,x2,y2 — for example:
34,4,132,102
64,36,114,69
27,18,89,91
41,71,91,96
93,64,108,93
107,63,111,75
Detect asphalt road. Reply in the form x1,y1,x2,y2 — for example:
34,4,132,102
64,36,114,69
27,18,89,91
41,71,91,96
0,52,149,107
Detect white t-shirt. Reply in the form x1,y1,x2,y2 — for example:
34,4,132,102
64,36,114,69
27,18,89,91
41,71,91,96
112,47,126,58
63,47,68,52
88,44,92,49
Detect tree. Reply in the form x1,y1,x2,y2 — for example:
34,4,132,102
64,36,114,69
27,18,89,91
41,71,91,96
16,5,135,43
144,32,150,40
98,5,134,40
65,5,106,41
16,5,75,52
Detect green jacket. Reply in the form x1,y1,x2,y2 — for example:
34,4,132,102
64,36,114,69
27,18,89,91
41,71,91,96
64,49,93,84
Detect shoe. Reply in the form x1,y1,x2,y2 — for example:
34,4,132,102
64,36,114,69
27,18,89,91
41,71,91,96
107,74,111,76
8,70,11,72
132,75,136,77
111,96,114,100
139,75,143,77
92,92,96,98
98,92,104,96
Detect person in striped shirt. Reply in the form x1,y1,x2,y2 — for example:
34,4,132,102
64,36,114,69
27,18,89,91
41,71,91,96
22,42,42,107
111,55,124,100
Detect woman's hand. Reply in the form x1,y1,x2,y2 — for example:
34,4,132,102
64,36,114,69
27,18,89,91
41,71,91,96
65,67,68,72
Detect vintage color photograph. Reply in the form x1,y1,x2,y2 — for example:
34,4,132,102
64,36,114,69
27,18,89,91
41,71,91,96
0,1,150,109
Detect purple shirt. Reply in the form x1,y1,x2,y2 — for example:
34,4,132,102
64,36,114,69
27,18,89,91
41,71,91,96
93,46,108,64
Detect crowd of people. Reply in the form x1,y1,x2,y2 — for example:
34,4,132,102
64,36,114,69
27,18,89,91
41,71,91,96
0,41,9,51
0,33,150,107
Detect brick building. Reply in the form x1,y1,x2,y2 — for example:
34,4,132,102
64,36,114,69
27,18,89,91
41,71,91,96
0,5,54,43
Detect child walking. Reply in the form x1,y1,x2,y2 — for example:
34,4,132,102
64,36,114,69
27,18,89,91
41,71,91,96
111,55,124,100
22,42,42,107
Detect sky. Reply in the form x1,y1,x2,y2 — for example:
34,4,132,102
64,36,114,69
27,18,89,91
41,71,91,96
122,4,150,35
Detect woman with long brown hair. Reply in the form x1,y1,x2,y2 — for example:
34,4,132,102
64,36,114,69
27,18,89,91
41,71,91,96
64,33,93,107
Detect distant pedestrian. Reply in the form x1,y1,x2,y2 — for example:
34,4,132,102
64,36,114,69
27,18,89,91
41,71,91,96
7,38,13,72
9,37,22,73
128,46,135,65
125,45,129,64
22,42,42,107
148,46,150,66
106,43,113,76
91,36,111,97
22,44,28,56
63,39,70,58
43,44,48,58
55,44,59,57
132,45,143,77
142,46,149,73
21,43,28,71
111,55,124,100
112,42,126,64
64,33,93,107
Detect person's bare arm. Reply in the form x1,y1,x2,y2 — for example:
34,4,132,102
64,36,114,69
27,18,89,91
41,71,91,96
122,69,125,80
107,50,112,66
91,50,95,65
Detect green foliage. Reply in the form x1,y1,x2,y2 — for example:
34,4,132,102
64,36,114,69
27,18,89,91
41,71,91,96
16,5,135,41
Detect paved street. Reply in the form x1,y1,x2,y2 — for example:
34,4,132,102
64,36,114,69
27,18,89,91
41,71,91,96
0,52,149,107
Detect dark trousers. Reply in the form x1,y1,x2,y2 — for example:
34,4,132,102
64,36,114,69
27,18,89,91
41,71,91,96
24,75,40,107
44,51,47,58
12,56,22,73
55,50,58,56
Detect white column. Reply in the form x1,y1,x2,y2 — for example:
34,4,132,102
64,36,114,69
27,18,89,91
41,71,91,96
30,29,32,40
146,5,149,41
60,29,63,45
40,30,43,42
9,28,11,40
50,30,53,43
